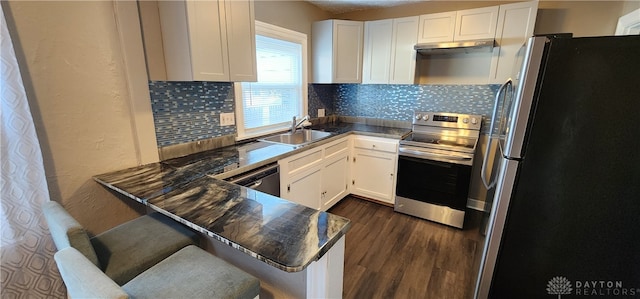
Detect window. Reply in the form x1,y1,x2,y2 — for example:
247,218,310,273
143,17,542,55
235,21,308,139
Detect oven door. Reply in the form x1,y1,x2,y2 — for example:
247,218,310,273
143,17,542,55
396,154,471,210
394,151,472,228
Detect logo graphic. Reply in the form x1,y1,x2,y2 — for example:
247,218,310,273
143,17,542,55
547,276,573,298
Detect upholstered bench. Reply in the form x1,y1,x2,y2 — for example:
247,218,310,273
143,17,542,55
42,201,199,285
55,245,260,299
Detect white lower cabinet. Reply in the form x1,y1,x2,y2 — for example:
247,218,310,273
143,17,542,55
321,139,350,210
279,135,398,209
279,137,350,211
284,166,323,210
351,136,398,204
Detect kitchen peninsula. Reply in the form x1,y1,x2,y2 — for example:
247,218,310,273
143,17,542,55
95,160,350,298
94,120,410,298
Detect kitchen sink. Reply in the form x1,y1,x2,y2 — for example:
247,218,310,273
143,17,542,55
259,129,332,147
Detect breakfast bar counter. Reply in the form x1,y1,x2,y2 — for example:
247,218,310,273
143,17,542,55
94,163,350,273
94,161,351,298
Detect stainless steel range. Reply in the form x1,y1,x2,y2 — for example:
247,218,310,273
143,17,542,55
395,111,482,228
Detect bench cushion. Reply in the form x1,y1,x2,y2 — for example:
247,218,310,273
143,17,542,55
54,247,128,299
123,245,260,299
91,212,199,285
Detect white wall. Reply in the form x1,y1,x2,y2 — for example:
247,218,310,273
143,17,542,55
4,1,156,234
535,1,625,37
622,0,640,14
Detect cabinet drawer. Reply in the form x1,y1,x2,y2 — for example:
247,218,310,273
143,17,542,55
353,137,397,153
283,148,323,175
325,139,349,158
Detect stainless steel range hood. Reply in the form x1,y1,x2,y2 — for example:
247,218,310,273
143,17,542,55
415,39,495,55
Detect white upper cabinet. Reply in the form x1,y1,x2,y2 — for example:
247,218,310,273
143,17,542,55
389,16,419,84
453,6,499,41
362,16,418,84
417,11,456,43
362,19,393,84
418,6,499,44
158,0,257,82
312,20,364,83
489,1,539,83
224,0,258,82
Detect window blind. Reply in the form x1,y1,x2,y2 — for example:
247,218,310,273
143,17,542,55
241,35,303,130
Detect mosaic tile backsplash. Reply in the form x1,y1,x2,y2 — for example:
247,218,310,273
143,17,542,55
309,84,500,133
149,81,236,147
150,81,500,147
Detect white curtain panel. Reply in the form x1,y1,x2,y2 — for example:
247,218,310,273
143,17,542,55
0,5,65,298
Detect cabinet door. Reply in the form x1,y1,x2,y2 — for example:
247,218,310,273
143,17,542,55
333,20,364,83
454,6,499,41
278,148,323,209
283,167,323,210
185,0,230,81
312,20,363,83
489,1,538,83
417,11,456,43
362,19,393,84
322,152,349,211
159,0,229,81
158,0,256,82
389,16,419,84
224,0,257,82
351,149,397,204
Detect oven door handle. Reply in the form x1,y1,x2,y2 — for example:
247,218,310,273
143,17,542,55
482,79,511,189
399,148,472,161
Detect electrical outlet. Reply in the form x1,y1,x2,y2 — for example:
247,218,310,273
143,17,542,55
220,112,235,126
318,108,325,117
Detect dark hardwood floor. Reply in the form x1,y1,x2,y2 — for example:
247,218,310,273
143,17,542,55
328,196,486,299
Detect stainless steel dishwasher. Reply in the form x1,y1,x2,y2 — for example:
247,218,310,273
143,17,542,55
224,163,280,197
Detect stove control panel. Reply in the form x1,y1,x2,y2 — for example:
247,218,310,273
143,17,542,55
412,111,482,131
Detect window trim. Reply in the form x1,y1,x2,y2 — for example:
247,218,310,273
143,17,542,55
235,21,308,140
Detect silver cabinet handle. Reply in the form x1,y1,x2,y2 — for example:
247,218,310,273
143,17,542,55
399,148,472,160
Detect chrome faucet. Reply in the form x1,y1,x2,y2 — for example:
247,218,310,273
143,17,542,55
290,115,310,133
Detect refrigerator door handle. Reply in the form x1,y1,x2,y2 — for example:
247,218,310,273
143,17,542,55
481,79,512,189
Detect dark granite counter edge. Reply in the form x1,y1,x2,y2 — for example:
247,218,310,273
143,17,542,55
147,203,350,272
313,220,352,263
93,177,146,204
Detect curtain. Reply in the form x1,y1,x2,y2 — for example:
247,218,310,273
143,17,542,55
1,4,65,298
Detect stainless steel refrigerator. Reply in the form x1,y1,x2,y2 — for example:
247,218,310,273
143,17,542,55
475,35,640,298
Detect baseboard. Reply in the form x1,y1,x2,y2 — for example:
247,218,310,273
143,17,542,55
349,194,394,207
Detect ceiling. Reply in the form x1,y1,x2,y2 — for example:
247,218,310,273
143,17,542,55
305,0,424,14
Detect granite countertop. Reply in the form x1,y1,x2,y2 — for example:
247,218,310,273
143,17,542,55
163,121,411,180
94,121,410,272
